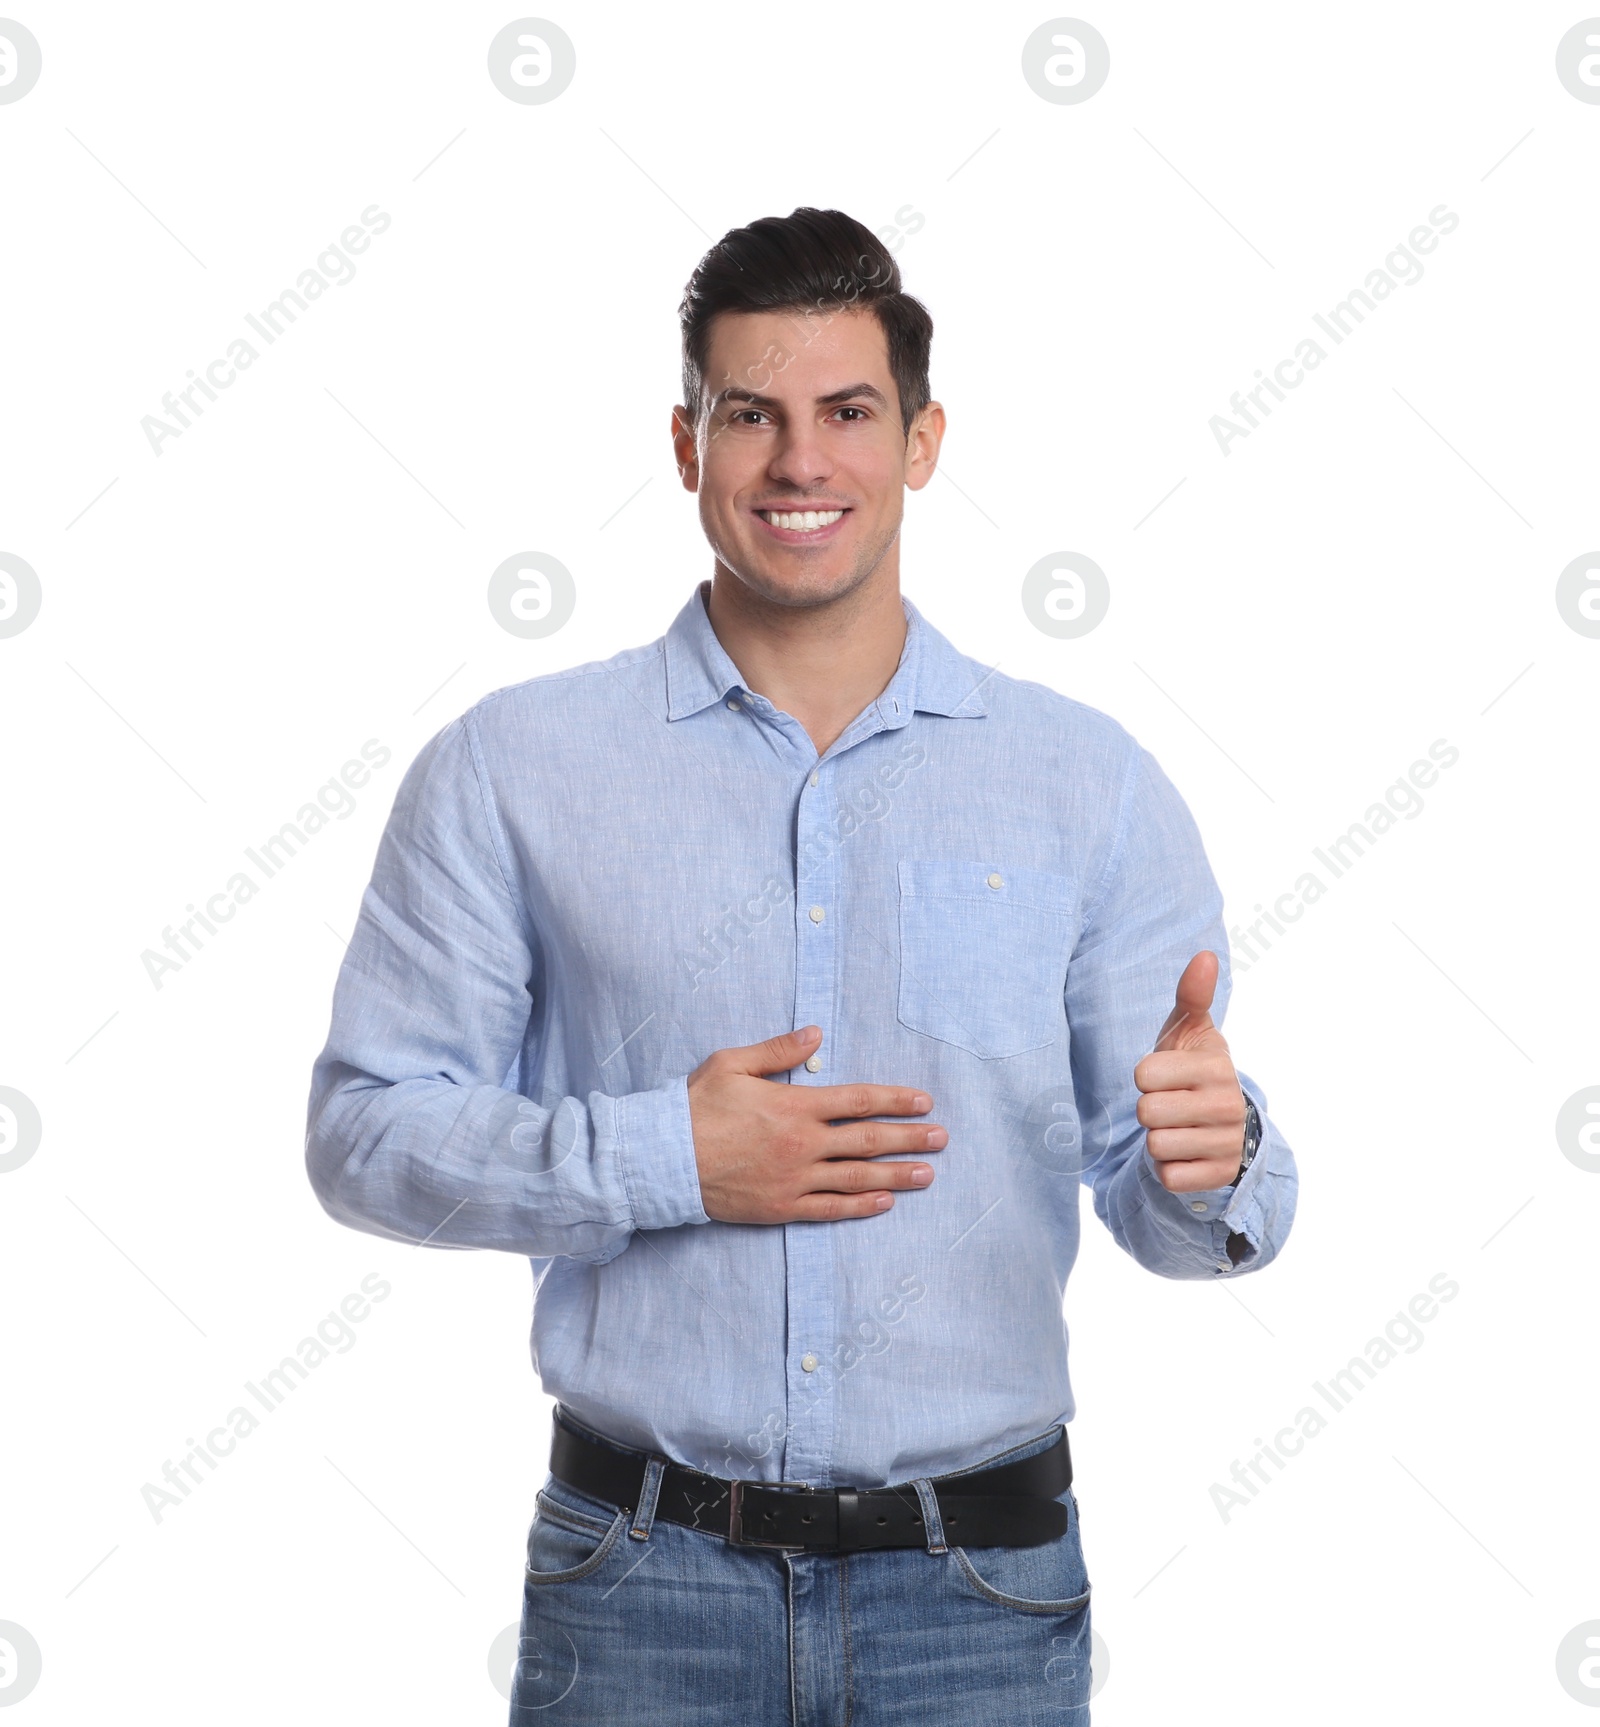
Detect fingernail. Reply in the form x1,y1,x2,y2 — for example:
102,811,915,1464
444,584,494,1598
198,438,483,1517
911,1167,933,1186
875,1192,894,1209
912,1092,932,1111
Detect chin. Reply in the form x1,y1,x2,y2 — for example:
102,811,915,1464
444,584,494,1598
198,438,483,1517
708,514,896,610
742,561,867,609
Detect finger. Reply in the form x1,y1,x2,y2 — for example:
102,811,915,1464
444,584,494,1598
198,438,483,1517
787,1190,901,1222
803,1158,936,1195
804,1081,935,1120
821,1120,948,1158
1171,949,1219,1021
1137,1091,1245,1135
725,1025,824,1076
1144,1124,1244,1161
1134,1049,1232,1093
1149,1154,1242,1194
1152,950,1219,1052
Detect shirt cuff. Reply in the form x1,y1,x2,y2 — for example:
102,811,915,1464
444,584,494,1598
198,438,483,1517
614,1074,711,1233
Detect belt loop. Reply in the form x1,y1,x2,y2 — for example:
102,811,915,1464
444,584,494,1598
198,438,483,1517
836,1489,859,1550
629,1457,667,1542
911,1477,947,1554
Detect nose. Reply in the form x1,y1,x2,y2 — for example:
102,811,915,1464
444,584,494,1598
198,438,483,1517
765,419,832,494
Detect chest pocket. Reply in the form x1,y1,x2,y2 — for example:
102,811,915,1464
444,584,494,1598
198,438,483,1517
896,859,1078,1059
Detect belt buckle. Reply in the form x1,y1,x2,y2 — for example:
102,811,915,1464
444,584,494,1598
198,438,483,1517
727,1479,814,1550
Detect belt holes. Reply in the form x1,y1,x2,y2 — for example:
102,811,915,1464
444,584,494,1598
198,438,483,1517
876,1514,888,1525
801,1513,815,1523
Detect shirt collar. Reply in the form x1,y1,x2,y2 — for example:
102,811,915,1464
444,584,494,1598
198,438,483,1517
663,580,991,727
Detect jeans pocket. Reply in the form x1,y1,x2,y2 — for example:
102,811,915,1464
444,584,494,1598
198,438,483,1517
951,1492,1091,1615
525,1487,628,1585
896,859,1077,1059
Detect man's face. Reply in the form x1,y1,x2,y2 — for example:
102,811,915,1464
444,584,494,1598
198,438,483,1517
672,306,943,609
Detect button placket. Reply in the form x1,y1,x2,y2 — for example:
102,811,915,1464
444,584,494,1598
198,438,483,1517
782,752,847,1484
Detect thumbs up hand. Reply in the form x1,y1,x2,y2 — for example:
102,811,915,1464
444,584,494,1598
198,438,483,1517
1133,951,1250,1193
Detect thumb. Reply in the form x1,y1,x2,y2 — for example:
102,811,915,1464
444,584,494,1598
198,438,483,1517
729,1024,823,1076
1153,951,1219,1051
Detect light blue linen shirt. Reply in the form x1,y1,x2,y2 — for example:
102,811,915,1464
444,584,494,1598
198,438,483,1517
306,581,1297,1487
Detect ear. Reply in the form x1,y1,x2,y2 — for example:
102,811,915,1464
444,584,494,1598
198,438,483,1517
671,405,700,492
903,400,946,493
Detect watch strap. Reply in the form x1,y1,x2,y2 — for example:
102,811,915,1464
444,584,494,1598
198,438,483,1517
1231,1093,1261,1186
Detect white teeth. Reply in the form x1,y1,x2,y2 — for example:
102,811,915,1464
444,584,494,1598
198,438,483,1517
762,509,843,531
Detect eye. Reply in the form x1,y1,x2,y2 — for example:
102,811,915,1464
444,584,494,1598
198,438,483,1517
834,406,868,421
731,409,769,425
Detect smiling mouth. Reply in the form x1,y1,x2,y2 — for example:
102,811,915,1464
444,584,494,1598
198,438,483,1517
756,507,848,534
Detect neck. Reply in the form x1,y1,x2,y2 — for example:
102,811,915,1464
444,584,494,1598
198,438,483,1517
703,562,908,758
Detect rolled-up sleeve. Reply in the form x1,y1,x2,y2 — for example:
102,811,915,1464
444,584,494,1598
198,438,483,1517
1067,740,1298,1279
304,712,709,1263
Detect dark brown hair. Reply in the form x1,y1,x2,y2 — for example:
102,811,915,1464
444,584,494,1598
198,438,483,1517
679,207,933,435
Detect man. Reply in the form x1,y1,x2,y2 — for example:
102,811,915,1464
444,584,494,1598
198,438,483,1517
306,207,1296,1724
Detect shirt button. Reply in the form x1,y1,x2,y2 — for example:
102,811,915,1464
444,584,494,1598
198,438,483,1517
1189,1201,1208,1213
801,1353,818,1372
726,699,741,711
804,1055,822,1073
986,872,1004,889
808,905,826,924
809,770,819,787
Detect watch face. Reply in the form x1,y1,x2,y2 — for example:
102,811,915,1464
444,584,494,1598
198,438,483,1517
1226,1097,1260,1186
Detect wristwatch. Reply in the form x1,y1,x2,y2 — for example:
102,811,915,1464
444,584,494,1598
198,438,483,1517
1230,1093,1261,1187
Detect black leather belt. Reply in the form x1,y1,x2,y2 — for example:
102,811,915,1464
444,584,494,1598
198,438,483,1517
548,1408,1072,1552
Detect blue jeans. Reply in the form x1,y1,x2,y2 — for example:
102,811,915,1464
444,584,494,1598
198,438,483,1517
509,1417,1091,1723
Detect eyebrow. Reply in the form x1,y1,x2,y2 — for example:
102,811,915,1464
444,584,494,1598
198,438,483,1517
712,381,890,412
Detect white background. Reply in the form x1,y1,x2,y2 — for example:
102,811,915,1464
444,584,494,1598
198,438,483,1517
2,2,1596,1720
